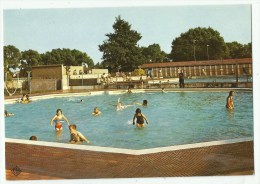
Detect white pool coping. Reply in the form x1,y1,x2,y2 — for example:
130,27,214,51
5,137,253,155
4,88,252,104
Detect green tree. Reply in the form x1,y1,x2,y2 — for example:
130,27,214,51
99,16,144,72
20,49,42,76
71,49,94,68
170,27,228,61
226,42,252,58
4,45,21,73
141,44,168,62
41,48,94,67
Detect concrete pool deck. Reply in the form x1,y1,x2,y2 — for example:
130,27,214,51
5,137,254,180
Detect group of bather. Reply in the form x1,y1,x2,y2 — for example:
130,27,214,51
5,89,234,144
48,89,150,144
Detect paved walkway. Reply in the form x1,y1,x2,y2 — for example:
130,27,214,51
6,140,254,180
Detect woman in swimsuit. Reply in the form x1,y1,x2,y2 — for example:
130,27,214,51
133,108,149,128
50,109,70,131
226,91,234,110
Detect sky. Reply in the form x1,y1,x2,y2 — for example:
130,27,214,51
3,4,252,64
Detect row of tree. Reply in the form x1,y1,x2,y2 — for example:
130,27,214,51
4,16,251,75
98,16,251,72
4,46,95,77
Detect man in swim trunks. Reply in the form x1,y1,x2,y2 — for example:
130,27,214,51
226,91,234,109
50,109,70,131
133,108,149,128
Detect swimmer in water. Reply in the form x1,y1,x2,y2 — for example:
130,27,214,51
92,107,101,116
226,91,234,110
29,135,37,141
135,100,148,107
69,124,90,144
117,98,123,111
116,98,132,111
133,108,149,128
161,88,166,93
4,110,14,117
50,109,70,131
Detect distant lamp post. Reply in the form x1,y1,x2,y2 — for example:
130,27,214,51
193,40,196,61
207,45,210,60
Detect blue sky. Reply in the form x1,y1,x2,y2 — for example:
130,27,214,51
3,4,251,63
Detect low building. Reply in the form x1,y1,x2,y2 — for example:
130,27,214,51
31,65,108,92
140,58,252,78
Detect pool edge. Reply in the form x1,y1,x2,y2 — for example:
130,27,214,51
5,137,253,155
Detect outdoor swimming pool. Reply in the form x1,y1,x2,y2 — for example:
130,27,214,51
5,91,253,149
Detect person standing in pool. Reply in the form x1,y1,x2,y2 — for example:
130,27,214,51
133,108,149,128
226,91,234,109
50,109,70,131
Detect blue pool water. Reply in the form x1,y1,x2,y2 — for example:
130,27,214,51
5,91,253,149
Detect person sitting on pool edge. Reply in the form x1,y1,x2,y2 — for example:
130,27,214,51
50,109,70,131
127,87,132,94
161,88,167,93
226,90,234,110
19,93,31,103
133,108,149,128
26,94,32,102
4,110,14,117
69,124,90,144
21,93,26,101
92,107,101,116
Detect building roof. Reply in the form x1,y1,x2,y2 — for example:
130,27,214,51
32,64,63,68
140,58,252,68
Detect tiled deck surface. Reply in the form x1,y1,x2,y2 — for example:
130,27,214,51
6,140,254,180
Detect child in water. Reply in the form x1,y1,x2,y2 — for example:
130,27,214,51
116,98,132,111
226,91,234,109
92,107,102,116
133,108,149,128
50,109,70,131
69,124,90,144
135,100,148,107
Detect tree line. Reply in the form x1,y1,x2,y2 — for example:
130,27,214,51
4,15,251,75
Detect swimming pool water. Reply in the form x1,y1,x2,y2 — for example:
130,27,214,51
5,91,253,149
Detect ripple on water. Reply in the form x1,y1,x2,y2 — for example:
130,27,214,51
5,91,253,149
